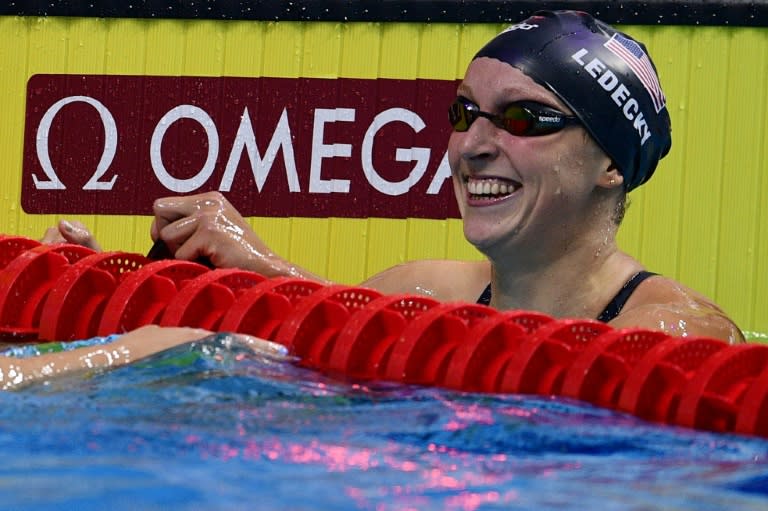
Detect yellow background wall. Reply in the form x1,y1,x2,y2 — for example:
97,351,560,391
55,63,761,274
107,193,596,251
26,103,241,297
0,16,765,334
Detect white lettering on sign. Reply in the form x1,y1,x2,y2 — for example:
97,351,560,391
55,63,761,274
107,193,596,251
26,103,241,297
427,152,452,195
150,104,219,193
361,108,430,196
309,108,355,193
220,107,300,193
31,97,452,199
35,95,118,190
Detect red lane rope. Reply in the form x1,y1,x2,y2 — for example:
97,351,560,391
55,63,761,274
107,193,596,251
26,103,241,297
0,236,765,438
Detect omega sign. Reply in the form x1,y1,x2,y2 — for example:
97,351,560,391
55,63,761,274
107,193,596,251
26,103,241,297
22,74,460,218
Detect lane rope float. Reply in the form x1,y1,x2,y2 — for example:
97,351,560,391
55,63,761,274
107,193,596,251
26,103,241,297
0,236,765,438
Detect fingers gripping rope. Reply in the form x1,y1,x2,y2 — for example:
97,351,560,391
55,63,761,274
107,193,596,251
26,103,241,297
0,236,766,438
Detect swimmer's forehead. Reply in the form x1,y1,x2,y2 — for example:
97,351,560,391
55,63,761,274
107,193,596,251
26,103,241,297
456,57,571,112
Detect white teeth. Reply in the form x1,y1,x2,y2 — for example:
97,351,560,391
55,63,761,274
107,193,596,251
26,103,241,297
467,178,516,197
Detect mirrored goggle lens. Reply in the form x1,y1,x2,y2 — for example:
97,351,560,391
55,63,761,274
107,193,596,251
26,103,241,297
449,99,537,135
501,105,535,135
448,99,472,131
449,98,572,137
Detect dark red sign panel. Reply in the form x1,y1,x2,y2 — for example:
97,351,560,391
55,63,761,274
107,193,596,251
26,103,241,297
22,74,460,218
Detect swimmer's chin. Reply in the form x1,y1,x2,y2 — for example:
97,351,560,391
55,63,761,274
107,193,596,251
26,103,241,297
462,225,516,253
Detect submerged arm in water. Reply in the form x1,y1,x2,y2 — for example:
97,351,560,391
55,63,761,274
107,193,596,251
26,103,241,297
0,325,285,390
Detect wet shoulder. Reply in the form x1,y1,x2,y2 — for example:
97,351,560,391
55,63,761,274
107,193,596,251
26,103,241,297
609,275,745,344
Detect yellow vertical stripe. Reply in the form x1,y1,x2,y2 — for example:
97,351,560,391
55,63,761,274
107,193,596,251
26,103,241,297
717,28,767,331
753,37,768,334
0,17,28,236
290,22,341,277
339,22,381,80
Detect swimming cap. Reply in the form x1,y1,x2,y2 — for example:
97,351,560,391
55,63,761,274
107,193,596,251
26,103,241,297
473,10,671,191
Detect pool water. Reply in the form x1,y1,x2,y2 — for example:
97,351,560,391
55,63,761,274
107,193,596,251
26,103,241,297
0,337,766,511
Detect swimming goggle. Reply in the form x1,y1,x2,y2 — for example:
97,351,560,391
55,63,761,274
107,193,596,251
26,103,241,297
449,96,580,136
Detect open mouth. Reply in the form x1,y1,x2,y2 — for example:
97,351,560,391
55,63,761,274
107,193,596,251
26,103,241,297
466,177,520,201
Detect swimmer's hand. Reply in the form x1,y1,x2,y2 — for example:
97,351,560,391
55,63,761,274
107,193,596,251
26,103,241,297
40,219,102,251
150,192,327,281
217,332,290,359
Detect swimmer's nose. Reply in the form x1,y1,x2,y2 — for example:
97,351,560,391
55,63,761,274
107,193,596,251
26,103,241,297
450,116,501,165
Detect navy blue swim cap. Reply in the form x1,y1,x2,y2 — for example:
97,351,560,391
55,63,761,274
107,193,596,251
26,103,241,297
474,10,672,191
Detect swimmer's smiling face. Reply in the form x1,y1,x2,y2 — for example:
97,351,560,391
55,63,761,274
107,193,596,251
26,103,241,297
448,57,614,258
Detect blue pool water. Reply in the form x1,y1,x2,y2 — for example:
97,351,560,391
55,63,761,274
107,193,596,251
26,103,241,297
0,337,766,510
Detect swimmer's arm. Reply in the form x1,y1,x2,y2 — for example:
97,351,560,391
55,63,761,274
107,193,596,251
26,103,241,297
609,305,746,344
0,325,210,390
0,325,285,391
362,259,491,302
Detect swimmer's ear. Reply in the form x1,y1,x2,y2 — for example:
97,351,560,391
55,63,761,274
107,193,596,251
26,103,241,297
598,163,624,190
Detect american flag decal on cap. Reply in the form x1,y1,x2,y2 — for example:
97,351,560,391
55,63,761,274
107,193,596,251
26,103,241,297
604,34,666,113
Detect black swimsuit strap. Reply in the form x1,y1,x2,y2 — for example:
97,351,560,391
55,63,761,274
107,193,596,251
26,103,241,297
475,271,658,322
596,270,657,323
476,283,492,306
